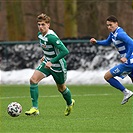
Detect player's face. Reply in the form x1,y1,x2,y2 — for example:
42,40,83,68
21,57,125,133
106,21,118,32
37,21,50,35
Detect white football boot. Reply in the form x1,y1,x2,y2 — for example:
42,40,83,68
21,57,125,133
121,89,133,105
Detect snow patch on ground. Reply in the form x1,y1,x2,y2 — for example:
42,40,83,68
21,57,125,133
0,69,131,85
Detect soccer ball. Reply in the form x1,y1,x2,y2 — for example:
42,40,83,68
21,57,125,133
7,102,22,117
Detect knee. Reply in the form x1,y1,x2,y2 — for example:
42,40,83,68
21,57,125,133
104,74,108,81
30,77,38,84
57,84,66,92
104,71,113,81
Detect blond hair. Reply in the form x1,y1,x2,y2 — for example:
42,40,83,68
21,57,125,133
37,13,51,23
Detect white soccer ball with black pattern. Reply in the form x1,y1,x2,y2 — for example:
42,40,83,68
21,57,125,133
7,102,22,117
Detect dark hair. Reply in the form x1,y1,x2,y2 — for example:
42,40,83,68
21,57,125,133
106,15,118,22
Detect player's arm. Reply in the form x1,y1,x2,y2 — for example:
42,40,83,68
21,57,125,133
118,32,133,60
49,35,69,64
90,34,112,46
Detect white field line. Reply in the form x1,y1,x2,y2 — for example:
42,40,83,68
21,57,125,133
0,93,112,100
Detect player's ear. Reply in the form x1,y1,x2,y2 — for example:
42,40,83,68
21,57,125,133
48,23,50,27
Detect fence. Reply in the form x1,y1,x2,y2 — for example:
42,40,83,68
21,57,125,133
0,39,118,71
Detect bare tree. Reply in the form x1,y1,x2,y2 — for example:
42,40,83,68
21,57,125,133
64,0,78,38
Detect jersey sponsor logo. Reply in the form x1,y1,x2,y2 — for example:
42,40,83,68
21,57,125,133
40,40,46,48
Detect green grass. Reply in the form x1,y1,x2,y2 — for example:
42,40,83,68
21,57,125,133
0,84,133,133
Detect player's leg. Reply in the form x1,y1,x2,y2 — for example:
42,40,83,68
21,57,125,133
30,70,45,108
57,83,75,116
52,71,75,116
25,62,50,115
25,70,45,115
56,84,72,105
104,71,126,91
104,64,133,104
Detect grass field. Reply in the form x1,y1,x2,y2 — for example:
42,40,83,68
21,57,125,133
0,84,133,133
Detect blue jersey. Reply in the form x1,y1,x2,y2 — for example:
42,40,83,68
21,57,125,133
96,27,133,65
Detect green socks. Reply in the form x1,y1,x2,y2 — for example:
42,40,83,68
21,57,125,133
30,84,39,108
61,88,72,106
30,85,71,108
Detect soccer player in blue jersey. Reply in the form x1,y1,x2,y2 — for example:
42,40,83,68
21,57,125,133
25,13,75,116
90,15,133,105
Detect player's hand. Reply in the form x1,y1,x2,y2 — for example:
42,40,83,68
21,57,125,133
45,61,52,69
120,57,127,63
40,57,45,62
90,38,97,44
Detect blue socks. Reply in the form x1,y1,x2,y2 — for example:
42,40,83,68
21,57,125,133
106,78,125,91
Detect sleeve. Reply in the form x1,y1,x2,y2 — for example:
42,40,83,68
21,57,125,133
117,32,133,59
48,35,69,63
96,34,112,46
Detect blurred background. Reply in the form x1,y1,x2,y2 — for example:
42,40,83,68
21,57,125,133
0,0,133,84
0,0,133,41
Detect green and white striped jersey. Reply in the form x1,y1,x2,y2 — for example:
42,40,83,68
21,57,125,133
38,29,69,72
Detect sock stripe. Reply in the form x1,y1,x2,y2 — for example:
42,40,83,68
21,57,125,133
30,84,38,88
62,88,69,95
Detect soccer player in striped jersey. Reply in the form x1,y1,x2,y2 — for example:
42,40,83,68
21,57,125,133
25,13,75,116
90,15,133,105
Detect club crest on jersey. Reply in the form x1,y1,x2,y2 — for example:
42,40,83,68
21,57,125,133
56,40,60,44
42,44,46,48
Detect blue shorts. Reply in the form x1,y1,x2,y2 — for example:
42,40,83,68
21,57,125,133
110,63,133,79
